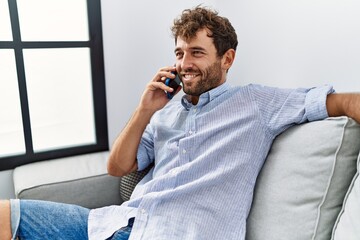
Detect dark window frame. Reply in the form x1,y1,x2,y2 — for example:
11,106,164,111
0,0,108,171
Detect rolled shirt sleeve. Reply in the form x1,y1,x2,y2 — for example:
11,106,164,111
250,84,335,137
136,124,155,171
305,85,335,122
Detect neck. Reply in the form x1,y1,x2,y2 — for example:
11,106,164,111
190,96,199,105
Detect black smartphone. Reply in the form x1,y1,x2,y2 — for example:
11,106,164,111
165,72,181,99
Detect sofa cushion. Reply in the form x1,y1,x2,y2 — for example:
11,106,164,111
120,163,154,202
246,117,360,240
13,151,122,209
17,174,121,209
331,152,360,240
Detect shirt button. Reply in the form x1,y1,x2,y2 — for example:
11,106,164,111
170,169,178,174
182,149,187,154
141,209,146,214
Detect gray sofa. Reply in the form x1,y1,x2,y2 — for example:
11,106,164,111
13,117,360,239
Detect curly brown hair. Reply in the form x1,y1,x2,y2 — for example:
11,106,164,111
171,6,238,57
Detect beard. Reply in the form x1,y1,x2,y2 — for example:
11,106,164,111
181,59,223,96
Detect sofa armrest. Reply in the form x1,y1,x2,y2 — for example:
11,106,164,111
13,151,122,209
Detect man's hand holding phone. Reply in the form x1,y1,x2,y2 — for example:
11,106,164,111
138,66,182,114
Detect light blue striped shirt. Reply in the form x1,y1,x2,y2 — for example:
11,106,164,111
89,83,333,240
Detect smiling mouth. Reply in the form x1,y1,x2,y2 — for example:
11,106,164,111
182,73,199,82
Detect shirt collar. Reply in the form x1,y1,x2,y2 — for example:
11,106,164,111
181,82,232,110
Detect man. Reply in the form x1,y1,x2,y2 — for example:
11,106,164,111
1,6,360,240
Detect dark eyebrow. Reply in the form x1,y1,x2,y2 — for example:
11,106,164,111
190,47,206,52
174,46,206,53
174,47,181,54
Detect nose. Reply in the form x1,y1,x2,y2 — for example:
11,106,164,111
180,53,194,71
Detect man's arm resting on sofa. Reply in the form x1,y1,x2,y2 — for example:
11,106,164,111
327,93,360,123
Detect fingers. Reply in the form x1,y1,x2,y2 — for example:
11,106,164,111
148,81,174,93
152,66,177,83
149,66,180,93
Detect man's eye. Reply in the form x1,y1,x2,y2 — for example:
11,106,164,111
175,52,183,58
193,51,204,56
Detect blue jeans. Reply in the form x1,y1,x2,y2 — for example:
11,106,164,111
106,218,134,240
10,199,133,240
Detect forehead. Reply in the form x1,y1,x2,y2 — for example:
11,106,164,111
175,29,216,52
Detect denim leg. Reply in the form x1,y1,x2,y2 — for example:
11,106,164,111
107,218,134,240
108,227,132,240
13,199,90,240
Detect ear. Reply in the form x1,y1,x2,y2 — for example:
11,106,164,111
221,49,236,71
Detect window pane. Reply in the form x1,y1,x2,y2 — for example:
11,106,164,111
23,48,96,152
0,0,13,41
0,50,25,157
17,0,89,41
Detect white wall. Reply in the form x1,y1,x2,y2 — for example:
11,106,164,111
2,0,360,198
221,0,360,91
103,0,360,146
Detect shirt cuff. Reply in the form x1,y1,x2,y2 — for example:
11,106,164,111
305,85,335,122
136,144,150,171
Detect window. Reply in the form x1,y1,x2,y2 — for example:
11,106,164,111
0,0,108,170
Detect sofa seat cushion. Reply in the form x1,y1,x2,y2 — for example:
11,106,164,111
246,117,360,240
331,152,360,240
13,151,122,209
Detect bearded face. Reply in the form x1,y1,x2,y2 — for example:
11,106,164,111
180,58,223,96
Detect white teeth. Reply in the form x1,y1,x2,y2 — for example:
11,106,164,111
185,74,196,78
182,73,198,82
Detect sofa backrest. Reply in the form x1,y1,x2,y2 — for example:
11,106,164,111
246,117,360,240
331,152,360,240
